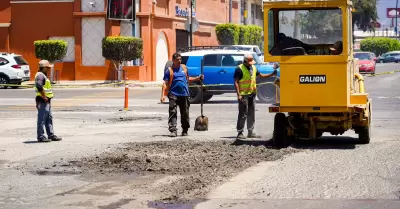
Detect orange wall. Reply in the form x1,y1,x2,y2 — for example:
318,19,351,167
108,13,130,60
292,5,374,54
0,0,11,23
10,2,74,80
1,0,240,82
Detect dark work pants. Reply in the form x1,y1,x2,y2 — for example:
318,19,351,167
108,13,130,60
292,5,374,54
236,94,256,133
168,94,190,132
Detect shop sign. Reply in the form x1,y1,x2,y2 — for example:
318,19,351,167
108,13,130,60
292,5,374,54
175,6,196,18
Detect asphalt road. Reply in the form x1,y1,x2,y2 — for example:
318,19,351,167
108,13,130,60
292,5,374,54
0,63,400,209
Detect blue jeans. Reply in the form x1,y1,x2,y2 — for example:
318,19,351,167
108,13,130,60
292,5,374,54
37,101,54,139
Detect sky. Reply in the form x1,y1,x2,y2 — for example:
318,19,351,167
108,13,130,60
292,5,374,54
377,0,399,28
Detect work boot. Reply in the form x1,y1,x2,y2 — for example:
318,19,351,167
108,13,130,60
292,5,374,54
181,130,188,136
169,131,177,137
247,131,261,138
236,132,246,140
49,135,62,141
38,136,51,143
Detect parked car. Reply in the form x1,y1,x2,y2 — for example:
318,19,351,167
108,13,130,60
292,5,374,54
369,52,377,61
223,45,265,62
180,49,279,104
0,52,30,89
354,52,376,74
376,51,400,63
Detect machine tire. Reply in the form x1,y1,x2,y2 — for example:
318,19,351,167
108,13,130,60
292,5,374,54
273,113,290,148
257,83,277,104
358,106,371,144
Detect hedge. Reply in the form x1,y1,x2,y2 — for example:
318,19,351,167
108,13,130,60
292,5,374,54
216,23,263,47
238,25,250,45
34,40,68,62
360,37,400,56
215,24,240,45
102,36,143,62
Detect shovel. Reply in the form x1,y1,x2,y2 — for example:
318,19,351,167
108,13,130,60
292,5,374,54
194,58,208,131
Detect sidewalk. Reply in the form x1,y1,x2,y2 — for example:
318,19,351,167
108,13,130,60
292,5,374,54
23,80,163,88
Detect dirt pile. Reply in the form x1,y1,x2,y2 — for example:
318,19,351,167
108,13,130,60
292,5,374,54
55,138,298,201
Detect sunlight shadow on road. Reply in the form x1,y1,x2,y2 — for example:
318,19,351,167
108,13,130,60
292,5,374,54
291,136,358,150
23,140,41,144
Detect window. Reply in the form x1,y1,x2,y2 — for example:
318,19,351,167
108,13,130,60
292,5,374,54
203,54,218,66
221,55,244,66
256,4,263,20
13,56,28,65
354,53,372,60
269,8,343,56
251,4,256,24
0,58,9,66
181,56,189,65
267,10,274,52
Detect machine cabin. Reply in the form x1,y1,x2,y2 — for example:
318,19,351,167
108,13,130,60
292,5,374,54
263,0,365,113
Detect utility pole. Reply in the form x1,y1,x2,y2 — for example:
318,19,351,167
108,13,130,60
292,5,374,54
396,0,399,38
229,0,232,23
189,0,193,47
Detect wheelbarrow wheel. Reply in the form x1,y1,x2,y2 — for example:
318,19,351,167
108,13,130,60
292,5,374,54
273,113,290,148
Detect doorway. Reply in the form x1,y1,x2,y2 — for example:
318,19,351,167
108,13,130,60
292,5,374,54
176,29,189,53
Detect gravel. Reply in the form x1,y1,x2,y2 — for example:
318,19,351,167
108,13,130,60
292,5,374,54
53,138,298,203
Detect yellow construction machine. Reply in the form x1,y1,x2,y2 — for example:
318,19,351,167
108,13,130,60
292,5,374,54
263,0,371,148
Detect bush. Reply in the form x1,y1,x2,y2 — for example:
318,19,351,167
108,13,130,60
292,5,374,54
102,36,143,62
238,25,250,45
360,37,400,56
216,24,263,47
246,25,263,47
34,40,68,62
215,24,240,45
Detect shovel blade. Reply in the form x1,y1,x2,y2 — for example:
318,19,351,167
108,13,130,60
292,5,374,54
194,115,208,131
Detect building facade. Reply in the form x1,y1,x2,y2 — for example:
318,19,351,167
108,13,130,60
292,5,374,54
241,0,263,27
0,0,240,82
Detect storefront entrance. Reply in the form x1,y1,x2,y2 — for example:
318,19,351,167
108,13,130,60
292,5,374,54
176,29,189,53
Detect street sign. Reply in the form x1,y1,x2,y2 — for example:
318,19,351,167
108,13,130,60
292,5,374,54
185,18,199,32
107,0,135,21
387,8,400,18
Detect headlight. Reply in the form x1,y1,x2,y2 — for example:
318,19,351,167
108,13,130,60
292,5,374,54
366,63,373,67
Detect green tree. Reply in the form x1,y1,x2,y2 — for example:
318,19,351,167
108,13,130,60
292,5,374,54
34,40,68,83
353,0,378,32
102,36,143,82
299,10,342,43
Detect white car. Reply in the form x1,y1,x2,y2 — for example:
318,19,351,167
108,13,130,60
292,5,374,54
223,45,265,62
0,52,30,89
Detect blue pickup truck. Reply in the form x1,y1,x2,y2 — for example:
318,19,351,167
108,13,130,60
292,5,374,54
179,48,280,104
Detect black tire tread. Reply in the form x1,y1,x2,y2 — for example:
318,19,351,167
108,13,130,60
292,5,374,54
273,113,289,148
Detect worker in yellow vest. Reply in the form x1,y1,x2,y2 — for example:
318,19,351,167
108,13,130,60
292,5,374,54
35,60,62,142
233,54,277,141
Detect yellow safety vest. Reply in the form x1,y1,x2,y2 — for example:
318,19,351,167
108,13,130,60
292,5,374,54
34,72,54,98
238,64,257,95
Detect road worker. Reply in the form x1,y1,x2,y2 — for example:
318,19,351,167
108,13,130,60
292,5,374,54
330,41,343,55
233,54,277,141
160,53,204,137
35,60,62,142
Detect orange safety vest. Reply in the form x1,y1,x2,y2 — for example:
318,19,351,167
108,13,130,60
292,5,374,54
163,64,189,96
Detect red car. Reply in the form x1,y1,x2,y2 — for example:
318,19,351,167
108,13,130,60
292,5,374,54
354,52,376,74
